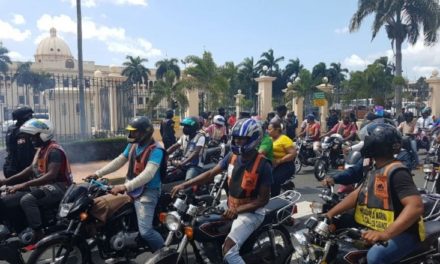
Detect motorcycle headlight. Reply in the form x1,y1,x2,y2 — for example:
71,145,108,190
291,230,308,258
424,164,434,173
59,203,74,218
165,211,181,231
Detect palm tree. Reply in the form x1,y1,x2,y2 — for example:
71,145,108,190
327,62,348,104
256,49,284,76
349,0,440,112
283,58,303,82
13,62,34,105
238,57,258,105
0,45,12,75
155,58,181,81
122,55,150,85
184,51,228,111
150,70,192,112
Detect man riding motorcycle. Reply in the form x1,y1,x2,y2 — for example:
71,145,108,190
320,115,357,142
167,116,206,180
298,114,321,156
87,116,166,252
205,114,227,146
325,123,425,264
416,107,434,131
397,111,419,168
0,119,72,238
171,118,272,264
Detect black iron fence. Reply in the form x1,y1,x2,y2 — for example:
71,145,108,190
0,73,164,145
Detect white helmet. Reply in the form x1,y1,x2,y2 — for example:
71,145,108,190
213,115,225,126
20,118,54,142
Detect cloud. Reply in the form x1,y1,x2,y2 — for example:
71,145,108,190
107,37,162,58
343,54,371,69
7,51,26,61
11,14,26,25
334,27,349,35
35,14,161,59
63,0,147,7
0,20,31,41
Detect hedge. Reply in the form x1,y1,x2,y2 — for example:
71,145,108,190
63,137,128,163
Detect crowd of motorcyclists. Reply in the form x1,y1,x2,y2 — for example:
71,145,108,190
0,103,440,264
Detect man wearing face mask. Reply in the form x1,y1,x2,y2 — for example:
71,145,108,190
86,116,166,252
320,115,357,142
3,106,36,178
167,116,206,180
0,119,72,238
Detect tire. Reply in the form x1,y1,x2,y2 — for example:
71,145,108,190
27,236,88,264
242,226,293,264
294,158,302,174
314,159,328,182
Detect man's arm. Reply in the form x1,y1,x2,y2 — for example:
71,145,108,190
383,195,423,239
171,164,223,197
23,161,60,187
2,166,33,185
236,184,270,214
331,159,364,185
167,142,181,154
179,145,202,167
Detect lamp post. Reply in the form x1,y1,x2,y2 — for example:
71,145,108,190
316,77,334,131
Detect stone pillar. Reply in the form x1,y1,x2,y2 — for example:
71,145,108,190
427,70,440,117
235,89,245,117
316,82,334,132
108,66,126,132
294,96,304,135
185,89,199,117
255,76,276,119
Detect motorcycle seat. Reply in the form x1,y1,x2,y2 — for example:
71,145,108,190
424,221,440,240
258,197,291,225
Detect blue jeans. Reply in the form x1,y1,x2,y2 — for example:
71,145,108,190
134,188,164,252
185,166,204,180
410,139,419,165
367,232,420,264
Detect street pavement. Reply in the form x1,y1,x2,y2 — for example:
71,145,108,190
6,155,430,264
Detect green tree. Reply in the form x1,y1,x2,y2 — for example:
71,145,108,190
327,62,348,104
237,57,258,107
283,58,303,82
256,49,284,75
0,45,12,74
155,58,181,81
219,61,240,107
150,70,193,112
349,0,440,112
184,51,228,111
311,62,328,86
13,62,34,105
122,55,150,85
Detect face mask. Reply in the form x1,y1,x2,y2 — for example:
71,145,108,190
31,137,44,148
183,126,194,136
127,131,147,143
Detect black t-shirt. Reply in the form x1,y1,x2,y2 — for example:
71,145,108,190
389,169,421,236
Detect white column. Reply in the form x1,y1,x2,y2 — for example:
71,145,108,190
185,89,199,117
427,70,440,117
255,76,276,119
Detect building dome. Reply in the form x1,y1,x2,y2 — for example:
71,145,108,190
34,28,74,65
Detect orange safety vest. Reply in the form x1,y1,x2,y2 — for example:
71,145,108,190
355,161,425,241
227,153,264,210
33,141,72,185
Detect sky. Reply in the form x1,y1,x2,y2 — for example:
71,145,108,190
1,0,440,81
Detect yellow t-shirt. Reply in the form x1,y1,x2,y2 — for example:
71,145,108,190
272,135,295,160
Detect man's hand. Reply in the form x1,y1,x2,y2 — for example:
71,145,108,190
223,207,238,219
85,174,98,181
8,183,27,193
171,184,185,198
361,230,390,244
321,177,335,187
272,159,280,167
110,184,127,195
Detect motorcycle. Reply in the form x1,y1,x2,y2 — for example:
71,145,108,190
295,138,319,174
422,142,440,194
27,178,173,264
291,216,440,264
0,186,67,264
314,134,346,181
146,190,301,264
417,127,432,152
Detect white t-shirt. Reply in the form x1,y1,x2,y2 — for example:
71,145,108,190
178,134,206,167
416,116,434,131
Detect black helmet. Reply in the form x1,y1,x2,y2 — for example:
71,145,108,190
126,116,154,143
166,109,174,119
180,116,199,136
12,106,33,122
361,123,402,159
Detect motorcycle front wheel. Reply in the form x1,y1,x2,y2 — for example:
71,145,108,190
27,237,87,264
314,159,328,182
